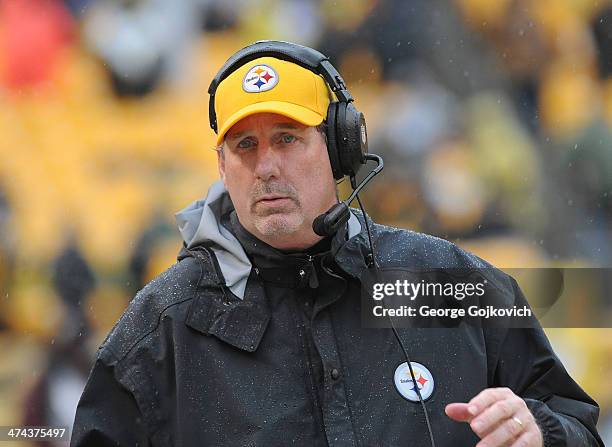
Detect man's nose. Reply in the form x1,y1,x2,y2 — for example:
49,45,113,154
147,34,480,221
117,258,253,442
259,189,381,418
254,144,281,181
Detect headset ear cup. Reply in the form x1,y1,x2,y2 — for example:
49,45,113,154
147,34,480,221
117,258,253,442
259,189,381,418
350,104,368,162
326,102,343,180
338,102,367,177
335,101,349,176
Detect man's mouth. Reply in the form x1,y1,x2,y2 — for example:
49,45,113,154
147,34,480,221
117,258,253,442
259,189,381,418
257,195,291,203
255,194,294,208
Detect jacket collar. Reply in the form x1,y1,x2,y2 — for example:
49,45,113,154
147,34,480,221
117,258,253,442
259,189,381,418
175,180,364,299
182,210,373,353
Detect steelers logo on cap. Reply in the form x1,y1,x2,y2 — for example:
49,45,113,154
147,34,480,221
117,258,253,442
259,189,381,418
393,361,435,402
243,64,279,93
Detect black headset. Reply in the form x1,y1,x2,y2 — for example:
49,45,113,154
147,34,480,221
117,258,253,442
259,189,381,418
207,40,368,181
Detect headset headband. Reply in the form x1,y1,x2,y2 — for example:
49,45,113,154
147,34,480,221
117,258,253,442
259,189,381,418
208,40,354,133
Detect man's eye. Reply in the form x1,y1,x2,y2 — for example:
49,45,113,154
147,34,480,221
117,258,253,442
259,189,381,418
237,138,256,149
279,134,296,144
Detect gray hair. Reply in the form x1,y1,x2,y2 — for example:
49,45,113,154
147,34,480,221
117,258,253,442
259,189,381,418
315,121,328,144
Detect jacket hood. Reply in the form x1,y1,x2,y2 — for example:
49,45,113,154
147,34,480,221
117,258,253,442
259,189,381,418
175,179,362,299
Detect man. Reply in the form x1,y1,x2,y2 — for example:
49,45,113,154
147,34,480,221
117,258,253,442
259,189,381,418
71,41,603,446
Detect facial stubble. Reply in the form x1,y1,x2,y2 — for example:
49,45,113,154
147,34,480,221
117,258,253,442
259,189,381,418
250,182,305,237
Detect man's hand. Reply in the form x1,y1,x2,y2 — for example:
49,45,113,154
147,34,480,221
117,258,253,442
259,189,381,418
445,387,543,447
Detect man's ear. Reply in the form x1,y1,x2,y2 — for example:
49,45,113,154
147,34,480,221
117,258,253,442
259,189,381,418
217,148,226,183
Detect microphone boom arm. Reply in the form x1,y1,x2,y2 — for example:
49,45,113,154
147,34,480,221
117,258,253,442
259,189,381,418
312,153,384,237
345,154,384,206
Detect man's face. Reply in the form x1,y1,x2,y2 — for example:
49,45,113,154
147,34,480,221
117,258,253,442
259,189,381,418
218,112,337,250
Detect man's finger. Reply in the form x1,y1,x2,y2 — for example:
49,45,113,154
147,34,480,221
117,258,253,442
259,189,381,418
445,402,476,422
476,408,533,447
469,387,514,415
470,397,523,438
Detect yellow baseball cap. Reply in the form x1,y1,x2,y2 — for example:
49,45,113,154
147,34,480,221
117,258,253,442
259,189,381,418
213,56,335,145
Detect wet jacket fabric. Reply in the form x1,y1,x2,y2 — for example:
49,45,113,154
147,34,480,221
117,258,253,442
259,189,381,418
71,194,603,446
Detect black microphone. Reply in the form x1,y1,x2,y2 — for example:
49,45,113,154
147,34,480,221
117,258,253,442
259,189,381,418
313,154,384,237
312,202,350,237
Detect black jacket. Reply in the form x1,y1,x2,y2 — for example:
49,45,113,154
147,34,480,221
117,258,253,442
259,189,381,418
71,213,603,446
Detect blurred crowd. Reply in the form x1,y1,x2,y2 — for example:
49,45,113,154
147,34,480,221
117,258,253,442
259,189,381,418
0,0,610,444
